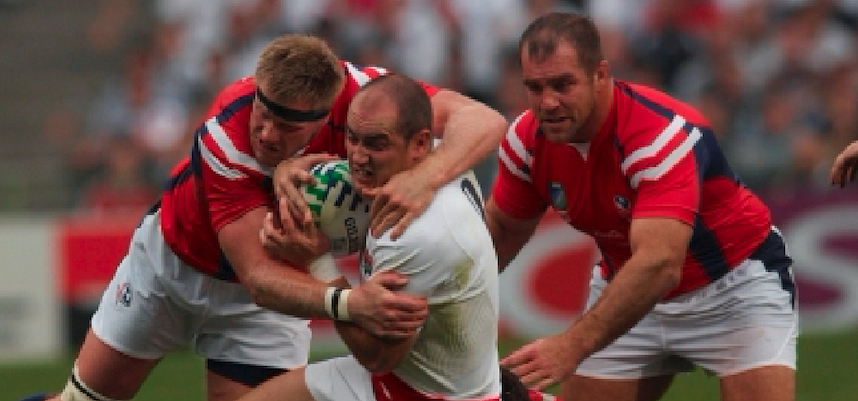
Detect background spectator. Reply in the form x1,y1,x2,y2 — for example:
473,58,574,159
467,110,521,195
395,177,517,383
7,0,858,213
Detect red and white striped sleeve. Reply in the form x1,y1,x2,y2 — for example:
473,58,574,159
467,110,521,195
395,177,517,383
620,113,701,224
490,111,547,219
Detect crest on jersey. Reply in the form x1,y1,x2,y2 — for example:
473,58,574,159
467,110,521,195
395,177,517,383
548,182,568,211
613,195,632,220
115,282,132,308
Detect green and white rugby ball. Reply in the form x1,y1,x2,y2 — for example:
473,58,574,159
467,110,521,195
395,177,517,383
301,160,370,256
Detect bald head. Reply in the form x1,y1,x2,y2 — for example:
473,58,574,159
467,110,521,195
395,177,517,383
352,73,433,141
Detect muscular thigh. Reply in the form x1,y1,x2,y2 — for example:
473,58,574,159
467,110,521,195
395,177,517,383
559,374,674,401
720,366,794,401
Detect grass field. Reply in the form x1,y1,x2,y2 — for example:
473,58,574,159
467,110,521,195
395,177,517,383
3,330,855,400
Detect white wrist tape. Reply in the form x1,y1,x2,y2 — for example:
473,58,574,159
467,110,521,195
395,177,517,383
337,288,351,321
323,286,352,321
62,365,126,401
323,286,337,318
307,253,341,282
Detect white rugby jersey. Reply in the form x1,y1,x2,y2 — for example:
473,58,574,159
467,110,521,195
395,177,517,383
359,171,501,399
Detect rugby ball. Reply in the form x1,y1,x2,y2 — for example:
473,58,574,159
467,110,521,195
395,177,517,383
301,160,370,256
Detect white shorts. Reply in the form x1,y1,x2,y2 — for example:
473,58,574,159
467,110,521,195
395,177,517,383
576,234,798,378
305,356,375,401
90,212,311,369
305,356,504,401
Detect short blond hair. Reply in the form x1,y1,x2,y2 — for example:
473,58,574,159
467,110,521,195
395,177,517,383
255,34,344,109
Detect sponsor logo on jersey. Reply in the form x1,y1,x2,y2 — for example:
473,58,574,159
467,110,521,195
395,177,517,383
345,217,361,254
115,282,132,308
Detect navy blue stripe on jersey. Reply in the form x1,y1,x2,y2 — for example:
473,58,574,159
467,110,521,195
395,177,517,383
621,83,739,185
217,92,255,123
688,215,731,282
164,162,194,191
185,92,255,180
176,92,253,282
190,126,205,178
749,229,795,307
620,83,674,120
188,92,255,177
695,125,740,183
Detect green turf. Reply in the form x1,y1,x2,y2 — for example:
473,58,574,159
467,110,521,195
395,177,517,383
3,330,855,400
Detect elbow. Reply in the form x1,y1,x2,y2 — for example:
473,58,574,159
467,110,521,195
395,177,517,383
656,258,683,293
482,108,508,141
241,272,275,309
458,96,507,136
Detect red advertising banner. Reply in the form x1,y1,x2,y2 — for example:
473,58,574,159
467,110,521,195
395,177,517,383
57,213,138,304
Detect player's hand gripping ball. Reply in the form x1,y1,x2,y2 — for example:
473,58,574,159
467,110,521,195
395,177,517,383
301,160,370,256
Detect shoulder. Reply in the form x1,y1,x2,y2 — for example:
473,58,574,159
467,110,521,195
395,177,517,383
328,61,390,121
501,110,540,161
507,110,539,142
342,61,388,86
498,111,540,182
196,77,267,177
213,76,256,108
617,81,710,131
425,172,488,237
389,175,481,243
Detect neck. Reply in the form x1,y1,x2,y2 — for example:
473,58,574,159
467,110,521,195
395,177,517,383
579,78,614,143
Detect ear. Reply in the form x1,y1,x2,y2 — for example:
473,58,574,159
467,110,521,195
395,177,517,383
594,60,610,86
409,128,432,159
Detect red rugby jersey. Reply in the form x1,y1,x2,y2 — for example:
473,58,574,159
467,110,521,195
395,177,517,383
158,61,437,280
491,80,771,298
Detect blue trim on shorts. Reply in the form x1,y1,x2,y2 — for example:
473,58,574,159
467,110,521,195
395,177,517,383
206,359,287,386
749,228,795,307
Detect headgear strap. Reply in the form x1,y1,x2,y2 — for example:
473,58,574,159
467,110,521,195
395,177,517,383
255,88,329,122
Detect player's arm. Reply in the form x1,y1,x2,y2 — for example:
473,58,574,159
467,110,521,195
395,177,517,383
335,319,418,372
485,197,542,272
830,139,858,187
502,217,689,388
557,217,689,363
220,206,333,317
425,88,507,192
221,206,428,338
367,89,508,239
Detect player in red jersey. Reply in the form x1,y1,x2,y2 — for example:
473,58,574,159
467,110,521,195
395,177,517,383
831,140,858,187
30,34,507,401
488,13,796,401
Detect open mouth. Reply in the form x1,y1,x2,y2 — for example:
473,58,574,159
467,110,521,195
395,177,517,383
351,166,373,180
350,164,377,191
259,140,280,153
541,116,568,124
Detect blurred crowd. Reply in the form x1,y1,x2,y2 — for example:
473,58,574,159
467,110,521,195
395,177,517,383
43,0,858,215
